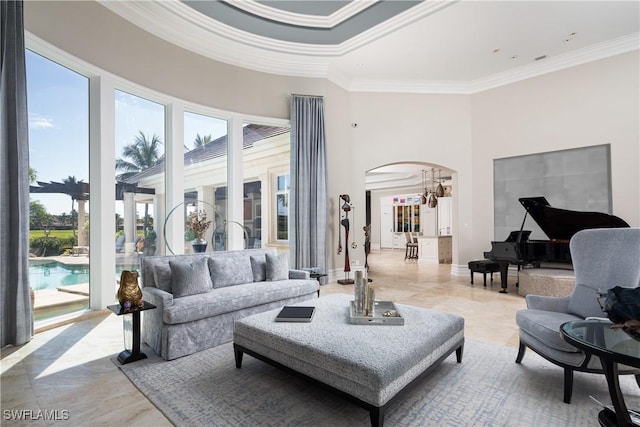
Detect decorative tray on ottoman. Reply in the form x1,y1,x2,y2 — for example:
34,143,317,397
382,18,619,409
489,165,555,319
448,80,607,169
349,301,405,325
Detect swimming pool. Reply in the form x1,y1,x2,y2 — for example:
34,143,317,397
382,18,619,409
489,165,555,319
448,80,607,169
29,261,89,291
29,261,141,291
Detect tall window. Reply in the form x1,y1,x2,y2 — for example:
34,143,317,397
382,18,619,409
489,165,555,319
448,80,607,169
114,90,165,272
26,50,90,322
242,122,290,248
275,174,290,241
24,44,291,321
183,111,227,252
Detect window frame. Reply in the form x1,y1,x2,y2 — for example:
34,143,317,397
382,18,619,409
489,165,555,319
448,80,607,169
25,34,291,315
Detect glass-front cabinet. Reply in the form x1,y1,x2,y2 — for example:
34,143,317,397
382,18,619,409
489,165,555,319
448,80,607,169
393,196,421,233
380,194,451,250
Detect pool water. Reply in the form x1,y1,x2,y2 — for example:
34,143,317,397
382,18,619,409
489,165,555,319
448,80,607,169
29,262,90,291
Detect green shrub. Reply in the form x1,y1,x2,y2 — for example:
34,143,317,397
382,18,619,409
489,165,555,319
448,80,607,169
30,236,77,257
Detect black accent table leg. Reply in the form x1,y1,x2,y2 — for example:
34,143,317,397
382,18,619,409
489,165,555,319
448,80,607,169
117,311,147,364
563,368,574,404
600,359,634,426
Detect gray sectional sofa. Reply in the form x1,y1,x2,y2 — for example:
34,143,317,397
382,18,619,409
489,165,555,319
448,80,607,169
140,248,320,360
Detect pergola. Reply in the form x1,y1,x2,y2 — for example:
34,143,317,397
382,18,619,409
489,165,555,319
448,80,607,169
29,181,155,250
30,180,90,246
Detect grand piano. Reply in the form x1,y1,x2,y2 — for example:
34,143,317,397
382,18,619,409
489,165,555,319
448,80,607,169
483,196,630,293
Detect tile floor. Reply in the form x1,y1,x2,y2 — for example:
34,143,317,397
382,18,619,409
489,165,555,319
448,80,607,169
1,250,526,426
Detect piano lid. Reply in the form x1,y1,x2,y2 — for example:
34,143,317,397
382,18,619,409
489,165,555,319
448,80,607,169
518,197,630,241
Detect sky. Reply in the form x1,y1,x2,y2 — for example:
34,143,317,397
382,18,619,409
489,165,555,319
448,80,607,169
26,50,227,217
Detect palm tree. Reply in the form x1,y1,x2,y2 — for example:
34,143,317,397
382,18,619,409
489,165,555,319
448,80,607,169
193,133,213,149
62,175,80,216
115,131,163,181
116,131,163,238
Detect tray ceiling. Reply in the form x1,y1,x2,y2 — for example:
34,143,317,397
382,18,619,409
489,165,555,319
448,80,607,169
100,0,639,94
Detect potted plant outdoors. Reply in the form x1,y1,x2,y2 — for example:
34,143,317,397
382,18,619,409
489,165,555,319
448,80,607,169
187,210,212,253
143,228,157,256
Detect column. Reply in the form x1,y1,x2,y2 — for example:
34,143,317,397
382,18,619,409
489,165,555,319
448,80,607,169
77,199,87,246
123,191,136,253
227,117,244,250
89,75,116,310
259,173,268,246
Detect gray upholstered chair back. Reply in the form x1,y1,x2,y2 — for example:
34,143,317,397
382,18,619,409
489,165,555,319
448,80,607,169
567,228,640,318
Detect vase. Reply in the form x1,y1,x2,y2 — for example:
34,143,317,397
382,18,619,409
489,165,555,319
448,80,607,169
365,285,375,317
354,270,367,315
192,238,208,253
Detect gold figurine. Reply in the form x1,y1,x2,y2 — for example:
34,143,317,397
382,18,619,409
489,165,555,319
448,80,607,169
117,270,144,309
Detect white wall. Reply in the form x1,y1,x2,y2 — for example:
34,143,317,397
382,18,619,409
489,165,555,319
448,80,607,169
470,51,640,261
347,93,473,267
24,1,640,278
24,1,327,119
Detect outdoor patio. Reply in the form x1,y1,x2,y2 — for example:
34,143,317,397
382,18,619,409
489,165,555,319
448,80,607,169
30,252,141,327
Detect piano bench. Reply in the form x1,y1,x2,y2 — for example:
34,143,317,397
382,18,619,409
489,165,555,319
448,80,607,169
468,260,501,287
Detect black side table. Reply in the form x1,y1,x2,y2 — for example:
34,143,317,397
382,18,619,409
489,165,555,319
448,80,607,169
561,320,640,427
107,301,156,364
309,273,327,296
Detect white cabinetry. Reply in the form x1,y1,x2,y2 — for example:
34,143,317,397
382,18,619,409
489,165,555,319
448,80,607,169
380,195,422,249
391,232,405,249
417,236,452,263
437,197,452,236
380,201,394,248
379,195,452,249
393,203,421,233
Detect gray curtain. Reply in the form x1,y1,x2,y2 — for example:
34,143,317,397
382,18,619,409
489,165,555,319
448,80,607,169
290,95,327,276
1,0,33,347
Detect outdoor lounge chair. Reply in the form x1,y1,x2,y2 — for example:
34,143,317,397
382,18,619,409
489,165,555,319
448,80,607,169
115,235,126,253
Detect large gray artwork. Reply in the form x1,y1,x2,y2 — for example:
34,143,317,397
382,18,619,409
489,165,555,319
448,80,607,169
493,144,611,240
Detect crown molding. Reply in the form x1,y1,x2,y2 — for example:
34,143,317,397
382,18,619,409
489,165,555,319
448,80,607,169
224,0,374,28
101,0,456,56
99,0,330,78
98,1,638,94
347,33,640,94
468,32,640,94
347,79,474,95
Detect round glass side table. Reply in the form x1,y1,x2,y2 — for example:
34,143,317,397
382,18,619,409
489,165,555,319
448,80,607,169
561,320,640,427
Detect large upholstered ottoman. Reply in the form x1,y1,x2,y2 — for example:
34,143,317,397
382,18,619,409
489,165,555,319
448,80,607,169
233,293,465,427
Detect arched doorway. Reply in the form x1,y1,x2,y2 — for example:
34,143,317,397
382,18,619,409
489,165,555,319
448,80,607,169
365,162,456,256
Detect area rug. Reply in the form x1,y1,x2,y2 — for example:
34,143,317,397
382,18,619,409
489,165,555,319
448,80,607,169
117,340,639,426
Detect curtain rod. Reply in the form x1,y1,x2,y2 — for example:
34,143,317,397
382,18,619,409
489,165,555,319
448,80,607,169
290,93,323,98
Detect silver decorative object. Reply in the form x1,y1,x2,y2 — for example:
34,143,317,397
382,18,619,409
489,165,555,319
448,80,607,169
349,301,405,325
354,270,367,314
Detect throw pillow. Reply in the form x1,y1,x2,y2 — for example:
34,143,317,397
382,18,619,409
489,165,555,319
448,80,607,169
153,263,173,293
208,256,254,288
169,258,213,298
250,255,267,282
265,252,289,281
568,283,604,319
